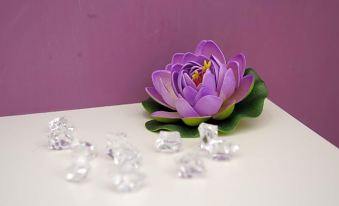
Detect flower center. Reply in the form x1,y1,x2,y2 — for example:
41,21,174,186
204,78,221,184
192,60,211,86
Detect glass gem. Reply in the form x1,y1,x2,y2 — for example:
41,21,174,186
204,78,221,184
155,131,182,153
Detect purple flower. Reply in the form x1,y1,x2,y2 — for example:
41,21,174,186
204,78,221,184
145,40,255,126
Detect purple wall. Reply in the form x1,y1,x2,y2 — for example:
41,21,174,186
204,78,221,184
0,0,338,147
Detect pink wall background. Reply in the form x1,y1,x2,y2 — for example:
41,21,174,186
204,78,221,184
0,0,338,147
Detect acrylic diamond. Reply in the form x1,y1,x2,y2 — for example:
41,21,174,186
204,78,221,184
204,139,239,161
198,123,218,150
112,170,145,192
155,131,182,153
48,117,74,150
65,158,90,182
106,138,141,170
177,153,206,178
72,141,97,161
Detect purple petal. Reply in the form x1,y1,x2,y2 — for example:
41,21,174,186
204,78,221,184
171,53,185,64
231,75,255,103
201,69,216,91
145,87,174,110
210,55,220,81
165,64,172,71
219,69,236,100
194,86,217,104
151,111,181,119
194,95,223,116
182,86,198,105
171,71,180,96
228,60,240,87
170,64,182,73
177,70,184,94
183,53,205,66
175,97,200,117
229,53,246,78
158,78,177,108
182,52,196,63
183,73,196,89
217,64,227,92
195,40,226,64
152,70,171,94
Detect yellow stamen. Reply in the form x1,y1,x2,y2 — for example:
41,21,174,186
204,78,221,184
202,60,212,73
192,70,199,81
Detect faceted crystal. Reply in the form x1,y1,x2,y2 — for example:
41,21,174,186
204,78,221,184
65,158,90,182
72,141,97,161
106,138,141,171
177,153,206,178
155,131,182,153
204,139,239,161
198,123,218,150
49,117,73,131
48,117,74,150
112,170,145,192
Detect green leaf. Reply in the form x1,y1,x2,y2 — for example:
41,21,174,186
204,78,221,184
142,68,268,137
182,116,211,126
142,98,173,113
214,68,267,133
212,100,236,120
145,120,199,137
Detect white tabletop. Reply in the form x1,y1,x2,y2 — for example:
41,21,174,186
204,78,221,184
0,100,338,206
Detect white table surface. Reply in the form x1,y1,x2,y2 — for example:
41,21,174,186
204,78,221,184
0,100,338,206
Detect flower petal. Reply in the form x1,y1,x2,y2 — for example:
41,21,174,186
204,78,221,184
195,40,226,64
194,95,223,116
152,70,171,94
151,111,181,123
182,86,197,105
194,86,217,104
183,73,196,89
231,74,255,103
201,69,216,92
217,64,227,92
165,64,172,71
228,60,240,87
219,69,236,100
171,53,185,64
229,53,246,78
182,52,196,63
171,71,180,96
175,97,200,117
145,87,174,109
182,116,211,126
212,100,236,120
158,78,177,108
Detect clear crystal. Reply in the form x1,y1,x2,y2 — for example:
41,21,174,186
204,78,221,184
204,139,239,161
65,158,90,182
177,153,206,178
155,131,182,153
72,141,97,161
48,117,74,150
198,123,218,150
112,170,145,192
49,117,73,131
106,138,141,171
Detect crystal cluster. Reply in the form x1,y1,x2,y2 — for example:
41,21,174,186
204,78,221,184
106,134,145,192
106,137,141,171
155,131,182,153
177,153,205,178
48,117,74,150
198,123,239,161
111,170,145,192
72,140,97,161
66,141,97,183
66,157,91,182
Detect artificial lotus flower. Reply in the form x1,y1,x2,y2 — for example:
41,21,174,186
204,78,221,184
145,40,255,126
